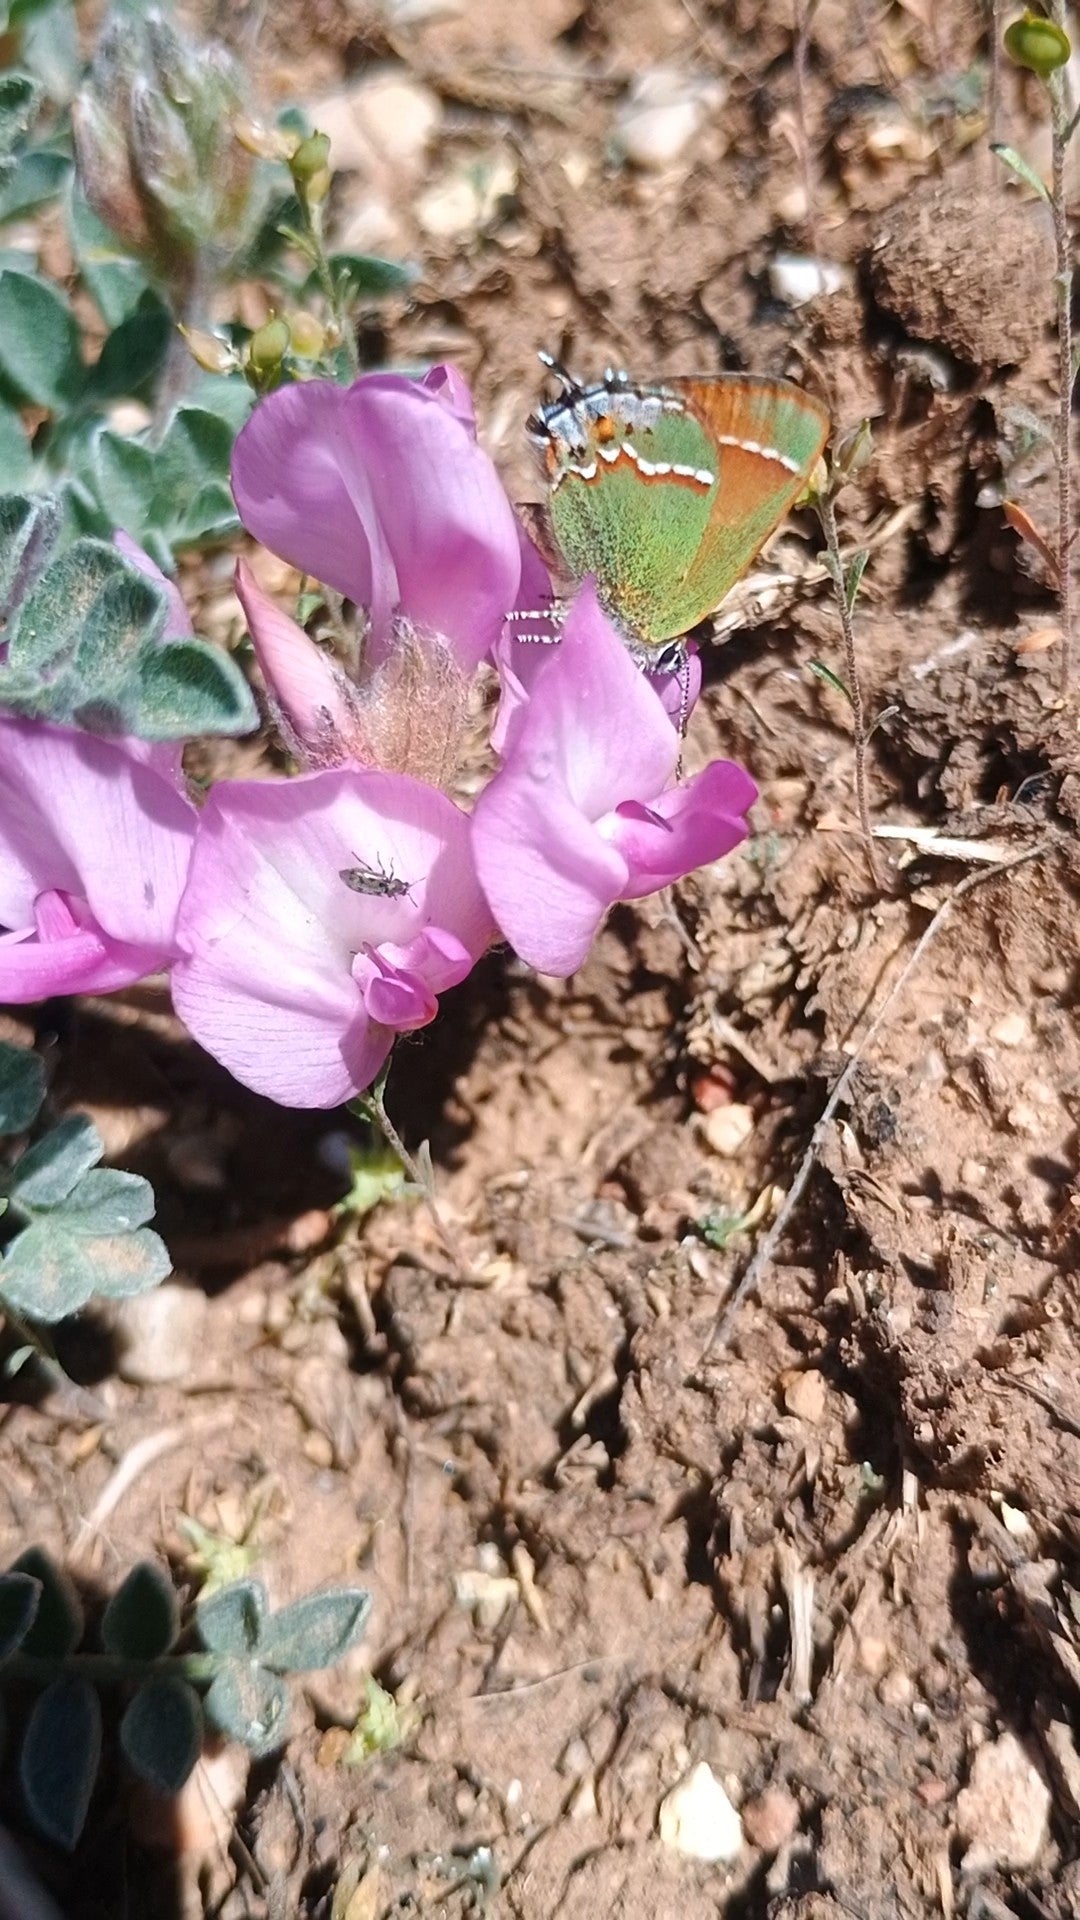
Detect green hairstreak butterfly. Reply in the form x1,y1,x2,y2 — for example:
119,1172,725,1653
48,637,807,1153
524,357,830,671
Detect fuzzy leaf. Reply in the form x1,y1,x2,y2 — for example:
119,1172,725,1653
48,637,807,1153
20,1676,101,1850
0,72,40,162
120,1677,202,1794
0,1220,171,1319
10,1114,102,1208
0,1569,40,1658
0,269,82,407
131,639,257,738
196,1579,267,1657
203,1660,289,1757
0,1041,45,1134
0,403,33,486
256,1589,373,1674
49,1167,157,1236
0,490,60,622
0,147,69,222
9,539,144,676
68,190,153,328
101,1561,179,1660
9,1548,82,1656
84,295,171,403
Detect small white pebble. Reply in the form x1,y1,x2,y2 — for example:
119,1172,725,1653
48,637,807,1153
701,1102,755,1159
658,1762,743,1863
767,253,848,306
613,68,725,170
990,1012,1029,1047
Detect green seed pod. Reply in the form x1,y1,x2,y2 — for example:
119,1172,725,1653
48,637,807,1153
1003,9,1072,76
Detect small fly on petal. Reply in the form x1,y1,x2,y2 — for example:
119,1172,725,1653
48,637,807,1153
339,854,413,900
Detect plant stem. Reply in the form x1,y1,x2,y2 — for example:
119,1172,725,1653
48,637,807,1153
349,1089,471,1279
302,194,360,380
817,492,882,888
1049,15,1075,697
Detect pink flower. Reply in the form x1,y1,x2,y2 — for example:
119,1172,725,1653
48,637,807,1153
473,582,757,976
0,720,197,998
231,367,527,671
171,767,496,1107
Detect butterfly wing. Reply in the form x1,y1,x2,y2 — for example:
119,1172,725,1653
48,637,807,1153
656,375,830,637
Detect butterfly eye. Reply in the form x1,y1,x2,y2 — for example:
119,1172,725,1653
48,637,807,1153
654,640,686,676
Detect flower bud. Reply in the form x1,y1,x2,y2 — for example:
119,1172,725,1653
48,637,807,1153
246,316,291,389
180,326,238,375
290,131,331,186
72,7,256,298
1004,9,1071,76
288,311,325,358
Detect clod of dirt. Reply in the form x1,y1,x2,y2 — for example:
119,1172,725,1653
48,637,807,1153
657,1762,743,1862
740,1786,800,1853
867,181,1054,367
955,1731,1052,1873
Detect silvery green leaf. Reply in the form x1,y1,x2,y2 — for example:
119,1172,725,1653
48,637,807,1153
11,1114,101,1208
9,1547,82,1656
0,1220,170,1319
101,1561,179,1660
20,1677,101,1850
197,1579,268,1657
0,490,60,622
0,1041,45,1134
256,1589,373,1673
0,1570,40,1659
0,269,83,407
120,1677,202,1793
204,1660,289,1756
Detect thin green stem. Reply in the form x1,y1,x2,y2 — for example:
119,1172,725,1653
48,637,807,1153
3,1651,223,1685
817,492,882,888
302,194,360,380
348,1090,471,1278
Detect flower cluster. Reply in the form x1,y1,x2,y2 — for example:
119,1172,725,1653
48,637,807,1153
0,369,757,1108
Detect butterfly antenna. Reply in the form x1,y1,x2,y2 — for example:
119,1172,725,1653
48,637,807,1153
538,348,583,396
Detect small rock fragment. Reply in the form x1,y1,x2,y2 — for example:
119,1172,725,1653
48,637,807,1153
741,1786,799,1852
613,68,724,170
113,1284,209,1385
658,1761,743,1862
767,254,849,306
956,1731,1051,1873
990,1011,1029,1047
781,1368,826,1424
701,1102,755,1159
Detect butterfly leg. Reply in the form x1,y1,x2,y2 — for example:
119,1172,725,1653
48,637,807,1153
504,603,568,645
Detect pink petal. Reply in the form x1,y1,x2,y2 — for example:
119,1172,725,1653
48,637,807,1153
231,380,396,638
473,752,628,976
232,370,523,667
611,760,757,897
0,721,196,990
235,560,354,758
172,766,493,1107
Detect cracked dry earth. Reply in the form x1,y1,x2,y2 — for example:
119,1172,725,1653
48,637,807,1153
4,0,1080,1916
